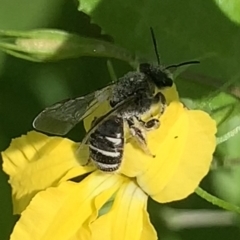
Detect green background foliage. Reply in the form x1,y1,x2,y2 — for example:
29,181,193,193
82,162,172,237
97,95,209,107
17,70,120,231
0,0,240,239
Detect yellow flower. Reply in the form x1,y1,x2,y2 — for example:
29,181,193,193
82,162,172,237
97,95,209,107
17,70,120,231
2,86,216,240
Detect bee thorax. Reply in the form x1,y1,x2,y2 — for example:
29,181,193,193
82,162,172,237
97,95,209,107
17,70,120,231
110,71,153,107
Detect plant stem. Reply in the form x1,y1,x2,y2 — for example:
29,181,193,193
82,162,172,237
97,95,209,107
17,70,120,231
195,187,240,214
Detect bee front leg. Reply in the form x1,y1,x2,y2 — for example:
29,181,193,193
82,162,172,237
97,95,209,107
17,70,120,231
155,91,167,115
141,91,167,130
141,118,160,131
127,118,155,157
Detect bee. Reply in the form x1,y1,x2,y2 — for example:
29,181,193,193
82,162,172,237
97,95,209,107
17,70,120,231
33,29,199,172
33,65,172,172
83,68,172,172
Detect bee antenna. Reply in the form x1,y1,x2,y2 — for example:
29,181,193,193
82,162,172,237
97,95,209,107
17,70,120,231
165,60,200,70
150,27,161,65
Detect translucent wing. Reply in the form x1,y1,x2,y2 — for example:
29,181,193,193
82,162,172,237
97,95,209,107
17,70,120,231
33,86,113,135
80,94,137,147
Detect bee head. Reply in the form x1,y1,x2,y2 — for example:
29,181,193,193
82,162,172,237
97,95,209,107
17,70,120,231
139,63,173,89
145,28,199,90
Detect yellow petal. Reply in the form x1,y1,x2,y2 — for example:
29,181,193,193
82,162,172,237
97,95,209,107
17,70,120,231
90,213,111,239
136,102,217,202
1,131,93,214
161,83,179,103
91,181,157,240
10,171,124,240
140,209,158,240
120,102,183,177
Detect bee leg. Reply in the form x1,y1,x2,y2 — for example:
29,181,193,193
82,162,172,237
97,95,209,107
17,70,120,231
127,118,155,157
153,92,167,117
140,118,160,131
137,91,166,131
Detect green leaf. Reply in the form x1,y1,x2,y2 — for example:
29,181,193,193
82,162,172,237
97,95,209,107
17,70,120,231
79,0,240,86
177,72,240,168
214,0,240,24
194,92,240,166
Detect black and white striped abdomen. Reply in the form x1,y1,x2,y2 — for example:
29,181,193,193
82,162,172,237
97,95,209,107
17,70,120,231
89,116,124,172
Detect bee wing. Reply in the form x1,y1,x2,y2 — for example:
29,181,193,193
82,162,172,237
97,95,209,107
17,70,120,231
33,85,113,135
80,94,137,148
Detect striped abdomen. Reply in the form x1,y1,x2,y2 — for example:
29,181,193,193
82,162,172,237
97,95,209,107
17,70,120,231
89,116,124,172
